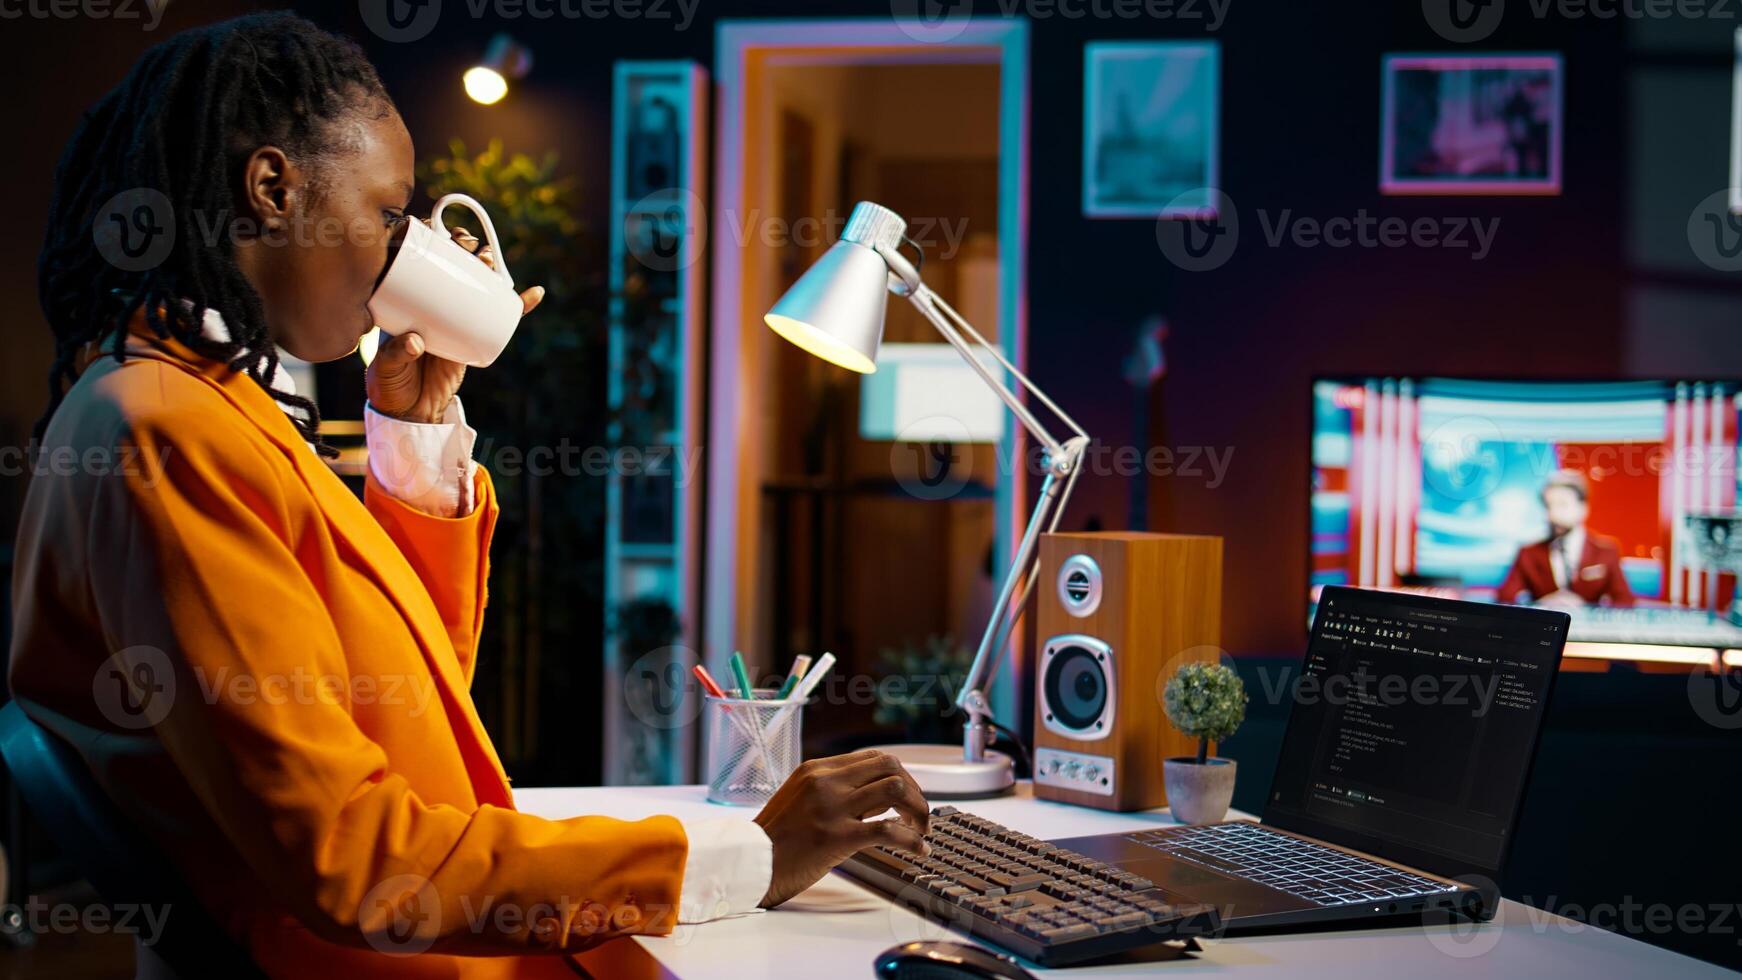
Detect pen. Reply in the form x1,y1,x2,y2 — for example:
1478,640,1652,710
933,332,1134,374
729,650,756,700
792,651,836,701
775,654,812,700
759,652,836,751
691,663,729,700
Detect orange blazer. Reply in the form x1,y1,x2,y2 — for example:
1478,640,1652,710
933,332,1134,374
8,322,687,977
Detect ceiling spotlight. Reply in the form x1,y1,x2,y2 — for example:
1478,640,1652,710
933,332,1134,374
465,34,531,106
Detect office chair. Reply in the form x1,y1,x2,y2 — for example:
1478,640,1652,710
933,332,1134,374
0,701,262,977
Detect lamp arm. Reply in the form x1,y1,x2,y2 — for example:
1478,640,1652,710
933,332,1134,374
922,287,1090,445
906,286,1068,459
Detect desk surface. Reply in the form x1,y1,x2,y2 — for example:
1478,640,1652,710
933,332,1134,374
516,783,1731,980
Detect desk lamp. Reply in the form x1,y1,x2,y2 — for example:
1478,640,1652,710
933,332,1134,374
764,202,1091,797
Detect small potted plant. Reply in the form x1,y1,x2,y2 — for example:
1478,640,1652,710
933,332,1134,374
1162,661,1248,824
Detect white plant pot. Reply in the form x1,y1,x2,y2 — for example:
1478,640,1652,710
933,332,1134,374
1164,756,1237,825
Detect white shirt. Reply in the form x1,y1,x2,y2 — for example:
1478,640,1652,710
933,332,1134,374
208,314,771,924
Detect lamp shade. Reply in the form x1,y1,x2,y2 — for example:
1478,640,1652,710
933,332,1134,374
764,239,890,374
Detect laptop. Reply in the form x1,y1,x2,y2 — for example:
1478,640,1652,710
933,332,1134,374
1051,586,1570,931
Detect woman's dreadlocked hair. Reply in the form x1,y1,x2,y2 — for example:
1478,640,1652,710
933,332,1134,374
37,12,395,458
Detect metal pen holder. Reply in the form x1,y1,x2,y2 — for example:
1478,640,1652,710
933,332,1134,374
703,688,806,806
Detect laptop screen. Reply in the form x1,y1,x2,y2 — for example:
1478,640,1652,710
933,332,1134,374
1264,587,1568,879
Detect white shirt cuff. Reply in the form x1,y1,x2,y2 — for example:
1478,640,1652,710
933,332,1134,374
363,398,478,518
676,818,772,924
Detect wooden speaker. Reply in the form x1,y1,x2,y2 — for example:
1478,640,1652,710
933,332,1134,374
1032,532,1222,812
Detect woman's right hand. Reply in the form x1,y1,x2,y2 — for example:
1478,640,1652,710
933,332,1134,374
754,749,932,908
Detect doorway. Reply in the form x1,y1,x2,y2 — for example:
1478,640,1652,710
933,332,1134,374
707,19,1031,750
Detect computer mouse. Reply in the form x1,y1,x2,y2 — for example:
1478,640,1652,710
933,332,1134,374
873,941,1037,980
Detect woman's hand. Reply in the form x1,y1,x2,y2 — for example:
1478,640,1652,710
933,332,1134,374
366,224,546,423
754,749,931,909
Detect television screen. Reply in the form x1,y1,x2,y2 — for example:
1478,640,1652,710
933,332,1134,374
1311,379,1742,649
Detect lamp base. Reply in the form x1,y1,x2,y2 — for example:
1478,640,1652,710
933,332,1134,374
869,743,1015,800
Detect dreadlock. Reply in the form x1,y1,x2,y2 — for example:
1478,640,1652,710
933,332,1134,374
37,12,396,458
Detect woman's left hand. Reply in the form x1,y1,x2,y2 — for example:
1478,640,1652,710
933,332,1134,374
366,224,545,423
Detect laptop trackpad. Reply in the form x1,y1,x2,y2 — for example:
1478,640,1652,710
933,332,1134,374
1051,833,1317,916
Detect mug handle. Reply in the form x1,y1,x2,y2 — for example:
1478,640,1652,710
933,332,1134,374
431,193,515,289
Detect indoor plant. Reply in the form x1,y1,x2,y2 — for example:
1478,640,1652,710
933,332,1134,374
1161,661,1248,824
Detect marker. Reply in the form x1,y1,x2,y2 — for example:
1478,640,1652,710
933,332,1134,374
729,650,756,700
776,654,812,700
692,664,729,700
792,651,837,701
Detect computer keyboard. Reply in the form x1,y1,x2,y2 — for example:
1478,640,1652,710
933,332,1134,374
1128,822,1460,907
839,806,1221,967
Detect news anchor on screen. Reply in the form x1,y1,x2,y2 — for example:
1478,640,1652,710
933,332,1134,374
1498,469,1636,609
9,15,928,977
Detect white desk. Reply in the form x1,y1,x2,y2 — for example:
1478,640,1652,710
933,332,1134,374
516,784,1731,979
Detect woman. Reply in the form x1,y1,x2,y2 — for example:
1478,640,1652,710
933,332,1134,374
11,14,929,977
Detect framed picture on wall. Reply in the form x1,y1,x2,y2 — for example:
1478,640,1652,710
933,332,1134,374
1082,41,1220,218
1380,53,1563,195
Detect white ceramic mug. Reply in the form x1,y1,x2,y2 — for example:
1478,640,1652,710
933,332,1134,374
369,193,523,368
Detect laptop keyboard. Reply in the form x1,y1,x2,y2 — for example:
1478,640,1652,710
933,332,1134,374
1128,822,1460,907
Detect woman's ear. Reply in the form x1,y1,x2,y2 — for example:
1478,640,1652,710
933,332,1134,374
238,146,301,237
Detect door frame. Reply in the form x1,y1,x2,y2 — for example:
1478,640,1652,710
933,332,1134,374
707,17,1032,727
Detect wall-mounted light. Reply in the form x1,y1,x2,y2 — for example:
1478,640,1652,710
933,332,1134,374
464,34,532,106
